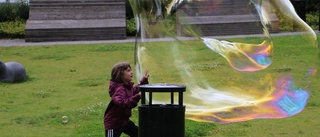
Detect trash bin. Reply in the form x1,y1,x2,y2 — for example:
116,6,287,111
138,84,186,137
291,0,306,21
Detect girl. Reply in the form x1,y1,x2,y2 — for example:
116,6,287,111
104,62,149,137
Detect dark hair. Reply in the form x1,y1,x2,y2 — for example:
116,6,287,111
111,62,131,83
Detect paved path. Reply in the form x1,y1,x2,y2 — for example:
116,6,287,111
0,31,318,47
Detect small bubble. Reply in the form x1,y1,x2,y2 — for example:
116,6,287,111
62,116,68,124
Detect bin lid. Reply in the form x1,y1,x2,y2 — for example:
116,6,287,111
139,84,186,92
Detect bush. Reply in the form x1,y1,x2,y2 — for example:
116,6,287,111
15,0,29,21
306,12,319,30
306,0,319,13
0,0,28,39
0,20,25,39
125,0,134,19
126,18,137,36
0,0,29,22
275,10,319,31
0,2,16,22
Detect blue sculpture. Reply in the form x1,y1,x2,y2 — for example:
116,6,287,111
0,60,27,83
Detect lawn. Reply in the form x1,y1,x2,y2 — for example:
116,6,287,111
0,34,319,137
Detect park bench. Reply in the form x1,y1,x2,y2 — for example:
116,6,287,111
25,0,126,42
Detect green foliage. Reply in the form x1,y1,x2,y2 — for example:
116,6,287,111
125,0,134,19
306,0,320,13
275,11,294,31
0,0,28,39
126,18,137,36
0,0,29,22
0,2,16,22
0,20,25,38
126,0,136,36
306,12,319,30
15,0,29,21
275,12,319,31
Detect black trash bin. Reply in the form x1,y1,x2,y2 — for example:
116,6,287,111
138,84,186,137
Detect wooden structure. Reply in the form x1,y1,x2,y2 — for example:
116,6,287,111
176,0,279,37
25,0,126,42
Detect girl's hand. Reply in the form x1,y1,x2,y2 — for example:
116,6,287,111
144,69,149,79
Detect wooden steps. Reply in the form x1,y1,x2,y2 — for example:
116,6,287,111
176,0,279,37
25,0,126,42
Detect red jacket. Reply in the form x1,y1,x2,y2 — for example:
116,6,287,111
104,77,148,130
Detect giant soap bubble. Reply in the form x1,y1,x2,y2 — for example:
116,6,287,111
130,0,319,123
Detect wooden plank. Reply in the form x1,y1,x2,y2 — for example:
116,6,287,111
178,15,261,25
25,19,125,29
30,2,125,7
180,0,255,16
25,27,126,42
30,0,124,4
30,0,124,2
29,6,126,20
179,22,279,37
176,0,279,36
26,0,127,41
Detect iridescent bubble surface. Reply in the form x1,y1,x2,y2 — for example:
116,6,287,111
130,0,319,123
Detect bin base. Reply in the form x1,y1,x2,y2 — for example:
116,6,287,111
139,104,185,137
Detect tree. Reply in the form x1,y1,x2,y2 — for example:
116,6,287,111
306,0,319,13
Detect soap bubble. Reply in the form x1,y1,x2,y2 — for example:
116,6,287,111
62,116,68,124
130,0,319,123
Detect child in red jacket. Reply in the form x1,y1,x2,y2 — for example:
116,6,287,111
104,62,149,137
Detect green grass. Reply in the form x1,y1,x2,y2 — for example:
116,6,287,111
0,34,319,137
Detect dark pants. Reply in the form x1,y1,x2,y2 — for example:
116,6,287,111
105,120,138,137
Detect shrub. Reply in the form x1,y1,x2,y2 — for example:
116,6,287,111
306,0,319,13
0,2,16,22
126,18,137,36
275,11,319,31
15,0,29,21
0,0,29,22
306,12,319,30
0,20,25,39
125,0,134,19
0,0,28,39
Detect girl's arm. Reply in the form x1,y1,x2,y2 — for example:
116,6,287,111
112,87,141,108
